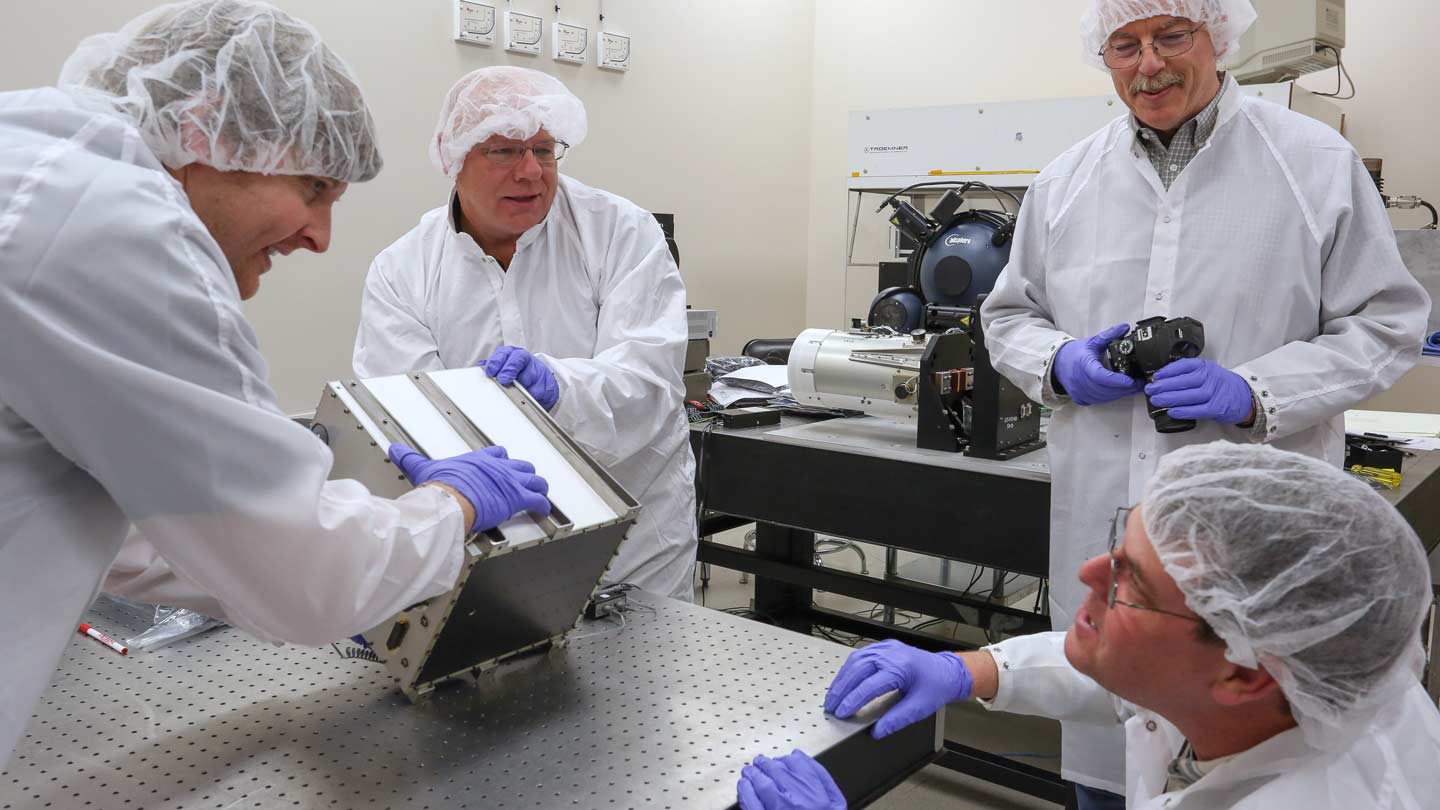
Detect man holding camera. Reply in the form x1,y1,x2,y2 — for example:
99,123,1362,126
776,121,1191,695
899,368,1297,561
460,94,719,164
979,1,1429,805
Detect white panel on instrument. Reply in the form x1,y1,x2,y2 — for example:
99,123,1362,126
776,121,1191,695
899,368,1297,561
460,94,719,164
361,375,469,458
426,368,618,530
329,383,388,448
362,374,547,544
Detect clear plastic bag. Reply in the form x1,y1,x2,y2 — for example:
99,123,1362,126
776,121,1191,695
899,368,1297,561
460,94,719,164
89,595,224,653
125,607,224,653
704,355,765,379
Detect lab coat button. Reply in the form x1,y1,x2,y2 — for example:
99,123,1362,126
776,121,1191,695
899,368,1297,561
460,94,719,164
1138,452,1147,460
1163,215,1172,223
1145,720,1158,732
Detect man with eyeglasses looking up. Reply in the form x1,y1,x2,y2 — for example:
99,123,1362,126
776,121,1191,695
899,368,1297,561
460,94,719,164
353,66,698,601
734,442,1440,810
978,3,1428,805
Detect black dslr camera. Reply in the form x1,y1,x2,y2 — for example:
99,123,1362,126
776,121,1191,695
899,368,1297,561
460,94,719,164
1102,316,1205,434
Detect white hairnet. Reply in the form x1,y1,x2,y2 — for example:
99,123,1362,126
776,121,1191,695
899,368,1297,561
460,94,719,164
57,0,382,182
430,66,587,178
1142,442,1432,751
1080,0,1257,69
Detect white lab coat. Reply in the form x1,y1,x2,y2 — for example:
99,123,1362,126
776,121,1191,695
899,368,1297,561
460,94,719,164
352,176,698,601
979,76,1430,791
982,632,1440,809
0,88,469,762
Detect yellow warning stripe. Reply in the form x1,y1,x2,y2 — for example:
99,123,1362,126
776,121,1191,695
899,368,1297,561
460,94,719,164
928,169,1040,176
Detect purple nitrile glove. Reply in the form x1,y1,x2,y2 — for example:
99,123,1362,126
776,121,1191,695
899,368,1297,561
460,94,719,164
829,637,973,737
1145,357,1255,424
823,639,974,739
737,750,846,810
387,443,550,532
482,346,560,411
1052,323,1146,406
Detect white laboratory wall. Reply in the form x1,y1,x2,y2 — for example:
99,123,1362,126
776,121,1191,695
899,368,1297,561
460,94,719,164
804,0,1440,332
1294,0,1440,236
0,0,816,413
803,0,1114,328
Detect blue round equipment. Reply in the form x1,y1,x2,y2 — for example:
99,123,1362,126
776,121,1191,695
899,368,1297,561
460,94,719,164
917,215,1013,309
867,286,925,332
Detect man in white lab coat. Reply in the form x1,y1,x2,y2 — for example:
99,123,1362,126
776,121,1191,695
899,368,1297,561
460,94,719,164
353,66,699,601
978,1,1431,803
742,443,1440,810
0,0,550,765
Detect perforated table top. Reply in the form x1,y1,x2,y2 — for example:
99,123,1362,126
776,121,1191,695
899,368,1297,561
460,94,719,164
2,592,930,809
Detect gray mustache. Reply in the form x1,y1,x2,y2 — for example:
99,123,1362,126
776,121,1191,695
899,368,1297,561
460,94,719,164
1130,72,1185,94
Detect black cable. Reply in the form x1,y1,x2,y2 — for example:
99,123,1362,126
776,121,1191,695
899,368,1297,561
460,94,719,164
1420,201,1438,230
875,180,1022,217
963,566,985,596
331,642,383,664
1312,45,1356,100
692,420,719,536
722,606,780,625
813,626,862,647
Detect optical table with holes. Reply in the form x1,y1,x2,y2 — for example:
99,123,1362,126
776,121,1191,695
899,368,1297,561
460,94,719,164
0,590,937,810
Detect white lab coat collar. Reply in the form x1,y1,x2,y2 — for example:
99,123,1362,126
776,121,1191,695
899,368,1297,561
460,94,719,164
1207,73,1246,146
1124,73,1240,144
1127,706,1316,806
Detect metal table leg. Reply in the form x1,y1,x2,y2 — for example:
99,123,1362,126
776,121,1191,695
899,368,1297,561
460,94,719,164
753,522,816,633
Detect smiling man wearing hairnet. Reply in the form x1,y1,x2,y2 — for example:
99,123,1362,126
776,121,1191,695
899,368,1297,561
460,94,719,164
976,2,1430,804
352,66,698,601
742,442,1440,810
0,0,552,764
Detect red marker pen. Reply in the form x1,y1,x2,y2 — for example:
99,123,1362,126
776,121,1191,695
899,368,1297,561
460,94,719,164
78,623,128,655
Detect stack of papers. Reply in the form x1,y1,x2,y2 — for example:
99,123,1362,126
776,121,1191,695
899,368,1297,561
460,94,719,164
1345,409,1440,451
709,365,790,408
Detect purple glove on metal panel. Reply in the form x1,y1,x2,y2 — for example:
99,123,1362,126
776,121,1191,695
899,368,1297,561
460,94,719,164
823,639,974,739
482,346,559,411
1052,323,1146,406
737,750,846,810
387,443,550,532
1145,358,1255,424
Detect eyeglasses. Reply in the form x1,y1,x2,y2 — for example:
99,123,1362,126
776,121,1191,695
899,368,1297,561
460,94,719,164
1107,506,1204,622
1099,25,1204,70
475,140,569,167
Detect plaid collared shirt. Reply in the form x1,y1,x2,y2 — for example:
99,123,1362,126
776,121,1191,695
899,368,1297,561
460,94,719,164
1131,73,1228,190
